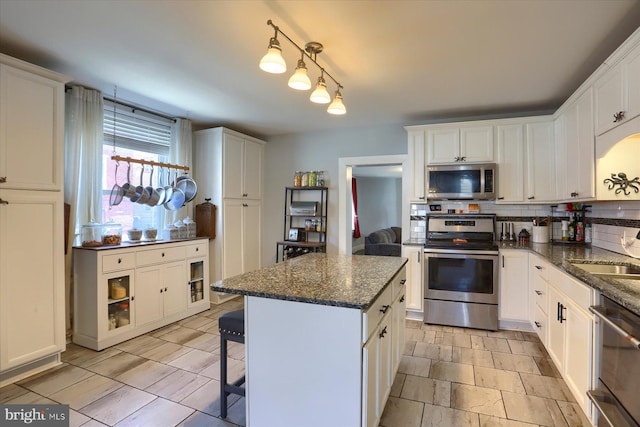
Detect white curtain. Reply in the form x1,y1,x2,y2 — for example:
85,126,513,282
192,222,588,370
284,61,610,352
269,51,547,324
165,118,194,225
64,85,104,335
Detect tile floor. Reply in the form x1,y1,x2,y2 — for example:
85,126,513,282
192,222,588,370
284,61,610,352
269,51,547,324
0,299,592,427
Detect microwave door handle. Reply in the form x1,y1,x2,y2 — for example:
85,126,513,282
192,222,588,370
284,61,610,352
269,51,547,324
589,305,640,350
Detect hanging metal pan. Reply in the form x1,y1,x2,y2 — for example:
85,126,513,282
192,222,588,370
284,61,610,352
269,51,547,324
109,162,124,207
150,167,167,206
121,163,136,199
175,172,197,203
163,169,175,206
165,186,185,211
143,166,158,206
130,165,148,203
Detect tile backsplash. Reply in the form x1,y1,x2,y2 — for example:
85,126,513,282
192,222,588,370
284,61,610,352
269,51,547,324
410,201,640,258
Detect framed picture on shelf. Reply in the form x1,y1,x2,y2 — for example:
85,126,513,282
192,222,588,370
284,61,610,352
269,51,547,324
287,228,306,242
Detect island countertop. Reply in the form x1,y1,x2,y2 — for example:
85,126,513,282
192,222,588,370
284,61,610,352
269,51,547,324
212,253,408,309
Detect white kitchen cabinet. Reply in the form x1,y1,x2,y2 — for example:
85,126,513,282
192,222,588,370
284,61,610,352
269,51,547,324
407,130,426,201
496,124,525,203
392,281,406,374
0,190,65,380
499,249,529,328
73,239,210,351
0,54,69,387
401,245,423,312
193,127,265,304
594,41,640,136
526,121,557,202
528,253,549,345
557,87,595,201
546,266,595,420
426,125,493,164
0,57,67,192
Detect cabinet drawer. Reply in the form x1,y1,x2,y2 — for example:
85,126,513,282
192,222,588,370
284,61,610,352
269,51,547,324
530,256,549,282
533,280,548,315
136,246,185,267
186,241,208,258
102,253,136,273
549,266,592,311
533,303,547,346
363,284,393,343
391,268,407,300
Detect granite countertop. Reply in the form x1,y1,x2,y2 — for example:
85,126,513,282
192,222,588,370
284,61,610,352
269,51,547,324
497,241,640,315
212,253,408,310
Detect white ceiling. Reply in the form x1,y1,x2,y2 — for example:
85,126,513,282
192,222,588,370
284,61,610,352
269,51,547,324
1,0,639,139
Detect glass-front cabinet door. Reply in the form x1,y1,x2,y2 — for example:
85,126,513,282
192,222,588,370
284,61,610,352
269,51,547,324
104,270,134,335
188,258,205,307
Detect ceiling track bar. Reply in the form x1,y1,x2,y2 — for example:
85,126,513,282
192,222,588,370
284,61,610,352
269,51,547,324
111,155,189,172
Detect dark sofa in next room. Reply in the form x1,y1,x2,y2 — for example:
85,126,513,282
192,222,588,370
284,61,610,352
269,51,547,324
364,226,402,256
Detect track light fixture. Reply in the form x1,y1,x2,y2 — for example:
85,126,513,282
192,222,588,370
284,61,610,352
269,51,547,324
259,19,347,115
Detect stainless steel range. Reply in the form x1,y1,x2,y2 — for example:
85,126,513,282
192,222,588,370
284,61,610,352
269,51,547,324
423,214,499,331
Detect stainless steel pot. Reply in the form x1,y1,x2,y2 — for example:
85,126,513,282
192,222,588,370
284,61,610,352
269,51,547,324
130,165,149,203
121,163,136,199
175,173,197,203
165,186,185,211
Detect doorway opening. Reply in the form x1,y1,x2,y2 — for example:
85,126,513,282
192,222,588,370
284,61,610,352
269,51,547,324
338,155,408,255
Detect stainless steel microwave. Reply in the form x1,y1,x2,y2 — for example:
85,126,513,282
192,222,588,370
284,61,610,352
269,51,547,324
426,163,496,200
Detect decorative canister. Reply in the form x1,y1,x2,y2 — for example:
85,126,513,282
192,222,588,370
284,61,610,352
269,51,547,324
301,171,309,187
81,221,103,247
294,171,302,187
308,170,317,187
102,221,122,245
316,171,325,187
184,217,196,238
518,228,530,245
195,199,216,238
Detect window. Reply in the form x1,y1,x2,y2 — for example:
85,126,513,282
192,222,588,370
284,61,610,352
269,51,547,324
102,100,172,234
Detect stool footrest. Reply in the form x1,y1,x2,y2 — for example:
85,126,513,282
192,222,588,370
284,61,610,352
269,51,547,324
224,383,245,397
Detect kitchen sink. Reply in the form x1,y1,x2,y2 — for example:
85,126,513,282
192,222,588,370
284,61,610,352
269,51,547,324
571,262,640,279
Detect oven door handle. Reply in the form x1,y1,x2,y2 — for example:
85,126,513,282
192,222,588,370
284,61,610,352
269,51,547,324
590,305,640,350
587,389,638,427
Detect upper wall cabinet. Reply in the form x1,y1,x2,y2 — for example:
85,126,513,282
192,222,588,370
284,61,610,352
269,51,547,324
526,121,557,203
555,87,595,201
222,132,264,200
407,130,426,201
426,125,494,164
496,124,525,203
594,40,640,136
0,60,67,191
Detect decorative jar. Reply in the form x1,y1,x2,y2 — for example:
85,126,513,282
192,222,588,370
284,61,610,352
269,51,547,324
81,221,103,247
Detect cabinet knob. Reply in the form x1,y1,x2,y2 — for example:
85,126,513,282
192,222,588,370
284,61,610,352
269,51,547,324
162,252,165,257
454,156,460,162
570,191,579,197
498,197,504,200
400,279,406,285
419,196,425,200
118,258,122,264
534,321,542,328
379,304,390,314
400,295,405,303
528,196,535,200
613,111,625,123
535,290,542,295
195,247,199,252
0,177,6,183
164,287,168,292
242,193,248,197
131,296,135,301
243,203,248,207
160,289,163,293
0,199,8,205
535,265,543,270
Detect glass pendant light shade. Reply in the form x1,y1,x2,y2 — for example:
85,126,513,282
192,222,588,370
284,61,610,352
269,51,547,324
310,77,331,104
287,59,312,90
259,37,286,74
327,90,346,115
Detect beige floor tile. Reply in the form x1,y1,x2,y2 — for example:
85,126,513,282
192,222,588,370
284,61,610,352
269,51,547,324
420,403,480,427
520,373,576,402
86,352,148,378
114,396,194,427
507,340,547,357
492,353,541,375
422,330,437,344
533,356,562,378
478,414,539,427
502,391,568,426
380,396,424,427
0,383,30,403
521,332,540,343
429,360,475,385
49,375,123,410
80,385,156,425
406,320,422,329
178,314,215,329
452,347,495,368
145,370,211,402
179,378,239,416
176,410,233,426
224,396,246,426
487,330,524,340
413,341,453,361
400,374,451,406
4,390,57,404
183,332,221,352
196,319,221,334
69,409,91,427
114,359,177,389
406,328,426,342
436,332,472,348
471,336,512,353
63,346,123,368
168,348,220,374
200,357,244,382
390,373,406,397
114,335,166,356
226,341,246,360
158,326,206,345
556,400,592,427
404,340,417,356
17,364,94,397
399,355,432,377
149,323,181,337
451,383,506,417
81,420,109,427
474,366,525,393
139,341,192,363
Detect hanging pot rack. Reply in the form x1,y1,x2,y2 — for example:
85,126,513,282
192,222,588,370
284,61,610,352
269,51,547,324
110,155,190,172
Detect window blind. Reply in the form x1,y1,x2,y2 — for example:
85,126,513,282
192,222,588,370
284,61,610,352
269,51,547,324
103,100,171,155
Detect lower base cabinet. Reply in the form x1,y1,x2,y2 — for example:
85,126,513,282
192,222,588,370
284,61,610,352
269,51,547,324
73,239,210,350
401,245,423,312
499,249,530,327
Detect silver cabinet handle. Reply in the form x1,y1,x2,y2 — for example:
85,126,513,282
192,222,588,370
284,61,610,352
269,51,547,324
590,305,640,350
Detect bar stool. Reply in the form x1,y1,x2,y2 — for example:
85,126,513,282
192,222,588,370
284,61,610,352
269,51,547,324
219,309,245,418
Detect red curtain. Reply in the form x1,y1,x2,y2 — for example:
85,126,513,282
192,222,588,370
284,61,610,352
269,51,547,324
352,177,361,238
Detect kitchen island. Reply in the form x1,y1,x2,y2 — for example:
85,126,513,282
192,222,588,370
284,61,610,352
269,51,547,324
212,253,408,427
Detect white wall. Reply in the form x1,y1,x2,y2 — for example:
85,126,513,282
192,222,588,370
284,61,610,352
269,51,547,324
352,176,402,251
263,124,407,266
